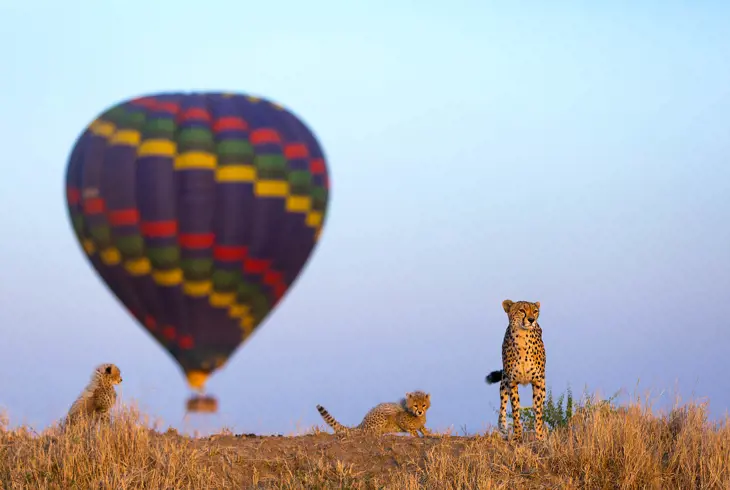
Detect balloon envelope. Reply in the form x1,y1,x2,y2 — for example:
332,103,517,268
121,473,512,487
65,92,329,392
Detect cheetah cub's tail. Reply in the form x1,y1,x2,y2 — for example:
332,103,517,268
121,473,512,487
316,405,350,433
485,370,503,384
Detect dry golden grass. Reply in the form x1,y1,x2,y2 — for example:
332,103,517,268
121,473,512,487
1,398,728,489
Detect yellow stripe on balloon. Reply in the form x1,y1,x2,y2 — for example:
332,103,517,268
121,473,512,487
209,292,237,307
255,180,289,197
89,120,116,138
216,165,256,182
229,304,249,319
82,239,96,254
124,257,151,276
306,211,323,227
153,268,183,286
241,315,255,335
183,280,212,297
110,129,141,146
175,151,217,170
100,248,122,265
286,195,312,213
138,139,176,157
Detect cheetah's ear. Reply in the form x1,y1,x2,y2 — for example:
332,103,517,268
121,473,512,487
535,301,540,309
105,365,112,375
426,393,430,400
502,300,514,313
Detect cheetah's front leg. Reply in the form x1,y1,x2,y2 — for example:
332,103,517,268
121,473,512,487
498,378,510,438
419,427,432,437
97,411,111,424
507,380,523,440
532,378,546,441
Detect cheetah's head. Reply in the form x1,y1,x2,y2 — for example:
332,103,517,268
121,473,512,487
98,363,123,385
502,299,540,330
405,391,431,417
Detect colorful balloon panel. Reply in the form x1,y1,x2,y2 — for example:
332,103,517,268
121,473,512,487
65,92,329,390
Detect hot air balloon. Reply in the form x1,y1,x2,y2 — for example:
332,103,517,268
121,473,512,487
64,92,329,412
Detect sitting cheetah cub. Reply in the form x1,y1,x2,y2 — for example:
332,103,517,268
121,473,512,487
64,363,123,426
317,391,432,437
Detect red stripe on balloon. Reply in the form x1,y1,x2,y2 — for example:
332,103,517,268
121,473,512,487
274,283,287,301
263,271,283,286
130,97,178,114
108,209,140,226
213,246,248,261
213,117,248,132
144,315,157,331
163,326,176,340
243,258,271,274
67,188,81,205
179,107,211,123
310,159,326,174
130,97,155,108
242,258,288,301
179,233,215,249
83,198,105,214
284,143,309,159
141,220,177,237
179,335,194,349
250,128,281,145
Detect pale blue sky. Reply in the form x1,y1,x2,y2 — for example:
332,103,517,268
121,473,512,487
0,1,728,435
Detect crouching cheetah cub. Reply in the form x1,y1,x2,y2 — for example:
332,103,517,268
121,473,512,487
64,363,123,426
317,391,432,437
485,300,546,441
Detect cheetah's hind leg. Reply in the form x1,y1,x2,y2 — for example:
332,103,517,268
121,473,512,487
498,378,511,440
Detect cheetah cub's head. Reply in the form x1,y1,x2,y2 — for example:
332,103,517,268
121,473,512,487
405,391,431,417
503,299,540,330
97,363,123,385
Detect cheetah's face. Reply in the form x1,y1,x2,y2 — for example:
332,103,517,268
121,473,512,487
405,391,431,417
100,364,123,384
502,299,540,330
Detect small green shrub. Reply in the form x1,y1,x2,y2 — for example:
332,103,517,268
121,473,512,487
502,385,621,433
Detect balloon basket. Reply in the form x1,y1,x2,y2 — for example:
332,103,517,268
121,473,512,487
186,395,218,414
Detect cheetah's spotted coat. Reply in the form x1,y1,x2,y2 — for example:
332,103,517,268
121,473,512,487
317,391,432,437
486,300,546,440
64,363,123,426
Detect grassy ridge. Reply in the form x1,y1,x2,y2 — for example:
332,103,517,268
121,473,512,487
1,395,728,489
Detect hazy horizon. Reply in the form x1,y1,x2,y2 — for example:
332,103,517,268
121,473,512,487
1,1,728,435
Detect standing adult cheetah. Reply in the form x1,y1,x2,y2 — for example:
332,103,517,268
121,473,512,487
485,299,546,440
64,363,123,426
316,391,432,437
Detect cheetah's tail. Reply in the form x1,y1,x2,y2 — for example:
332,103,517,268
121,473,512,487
486,370,503,384
316,405,350,433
